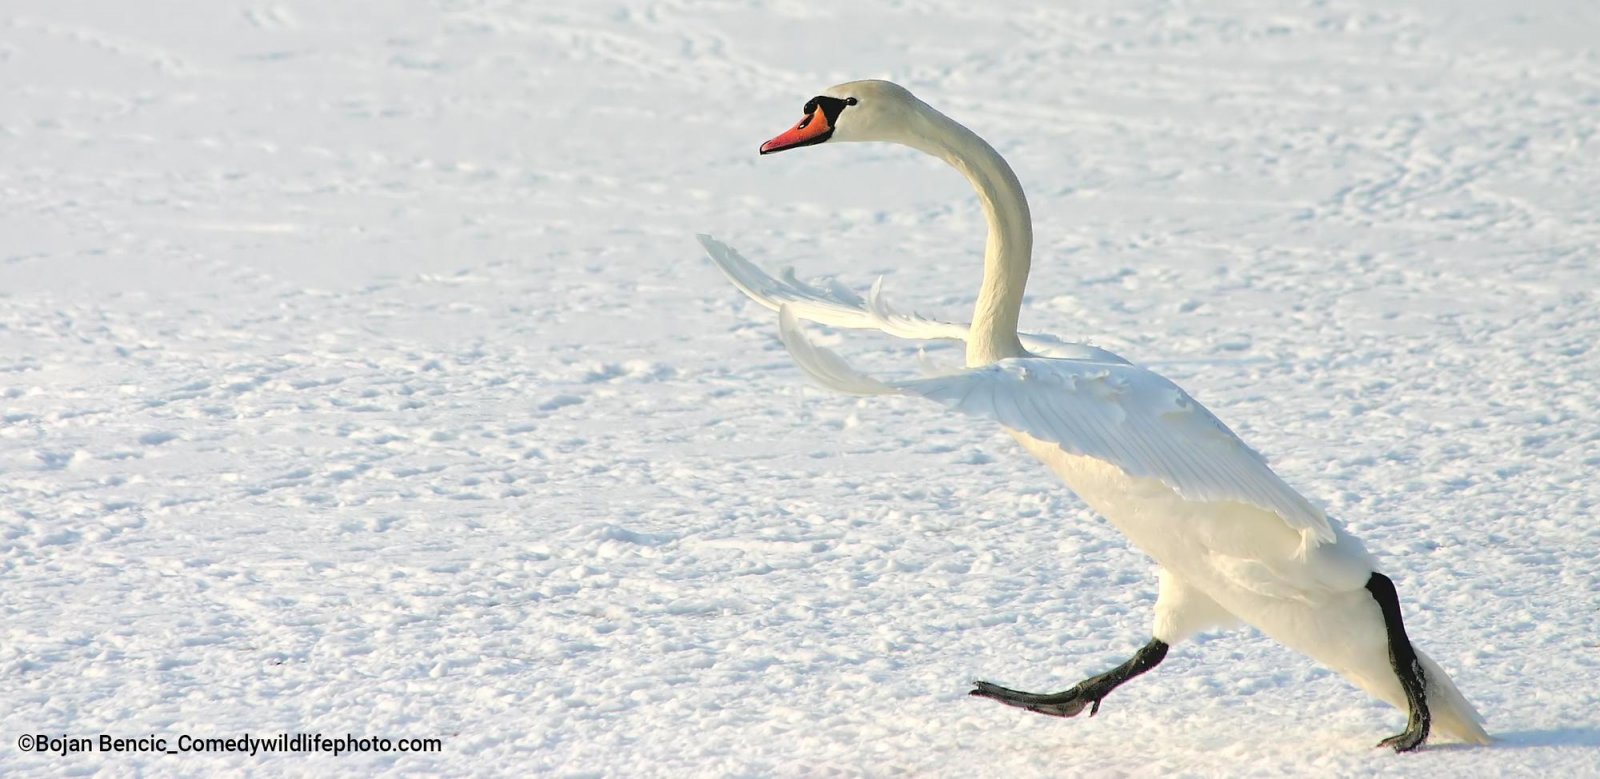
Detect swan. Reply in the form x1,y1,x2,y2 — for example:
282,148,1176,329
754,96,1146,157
697,79,1489,751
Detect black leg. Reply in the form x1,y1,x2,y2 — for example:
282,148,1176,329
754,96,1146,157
970,638,1169,718
1365,572,1431,752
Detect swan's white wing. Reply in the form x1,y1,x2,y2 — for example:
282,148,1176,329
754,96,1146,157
698,234,966,341
777,307,1334,550
698,234,1127,363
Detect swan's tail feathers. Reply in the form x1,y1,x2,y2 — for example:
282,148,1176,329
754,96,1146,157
777,306,898,397
1419,649,1493,745
696,234,967,342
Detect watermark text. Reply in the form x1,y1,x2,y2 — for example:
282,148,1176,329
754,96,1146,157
17,732,443,758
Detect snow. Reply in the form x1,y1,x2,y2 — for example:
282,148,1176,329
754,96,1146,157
2,0,1598,775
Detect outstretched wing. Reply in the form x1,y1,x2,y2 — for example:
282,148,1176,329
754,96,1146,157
777,307,1335,550
698,234,1127,364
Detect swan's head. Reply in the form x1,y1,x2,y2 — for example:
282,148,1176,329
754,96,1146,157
759,80,925,155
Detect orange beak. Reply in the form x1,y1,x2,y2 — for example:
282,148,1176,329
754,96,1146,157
759,105,834,155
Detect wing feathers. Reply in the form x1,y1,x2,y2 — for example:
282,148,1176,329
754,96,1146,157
698,234,1129,363
775,306,897,396
773,309,1334,549
700,234,968,342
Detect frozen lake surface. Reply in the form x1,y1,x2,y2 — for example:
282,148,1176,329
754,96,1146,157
3,0,1598,775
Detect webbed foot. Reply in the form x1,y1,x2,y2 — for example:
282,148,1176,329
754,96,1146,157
1377,721,1429,753
969,638,1169,720
969,680,1105,718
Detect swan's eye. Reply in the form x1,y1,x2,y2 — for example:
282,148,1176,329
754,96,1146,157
845,97,858,106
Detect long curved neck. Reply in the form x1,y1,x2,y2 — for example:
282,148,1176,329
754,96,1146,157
904,108,1032,366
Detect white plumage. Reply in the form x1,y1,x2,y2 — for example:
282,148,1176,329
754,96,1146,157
702,79,1489,748
773,304,1333,555
702,233,1125,363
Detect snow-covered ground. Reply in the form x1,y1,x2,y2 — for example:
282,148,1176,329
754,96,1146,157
3,0,1598,775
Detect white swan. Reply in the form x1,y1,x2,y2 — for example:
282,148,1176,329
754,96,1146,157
699,80,1490,750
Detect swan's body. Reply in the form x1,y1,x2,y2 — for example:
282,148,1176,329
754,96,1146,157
701,79,1488,749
